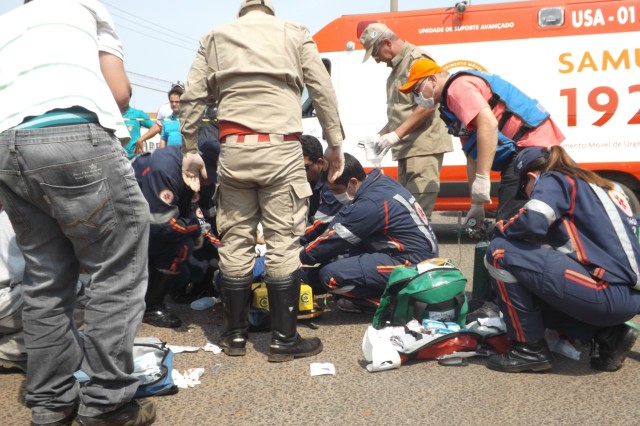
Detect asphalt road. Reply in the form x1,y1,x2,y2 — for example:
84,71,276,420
3,212,640,425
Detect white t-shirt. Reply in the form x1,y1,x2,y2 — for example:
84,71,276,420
156,103,173,128
0,0,129,140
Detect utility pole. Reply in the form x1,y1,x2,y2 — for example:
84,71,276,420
390,0,398,12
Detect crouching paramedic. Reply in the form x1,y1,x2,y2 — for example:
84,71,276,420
485,146,640,373
133,139,219,328
301,153,439,313
398,58,565,225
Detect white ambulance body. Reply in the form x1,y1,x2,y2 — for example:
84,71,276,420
303,0,640,213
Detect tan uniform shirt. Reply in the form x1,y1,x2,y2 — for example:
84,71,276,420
386,43,453,160
180,11,343,154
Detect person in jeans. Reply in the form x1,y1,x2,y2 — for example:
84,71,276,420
0,1,154,425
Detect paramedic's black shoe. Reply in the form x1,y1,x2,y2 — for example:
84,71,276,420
0,357,27,374
219,274,253,356
335,298,377,314
590,324,638,372
75,399,156,426
266,271,323,362
143,305,182,329
144,268,182,328
487,340,552,373
466,300,500,324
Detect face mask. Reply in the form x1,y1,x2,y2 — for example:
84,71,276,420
414,79,436,109
415,92,435,109
334,183,354,205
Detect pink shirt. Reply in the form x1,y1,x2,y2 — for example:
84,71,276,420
445,75,565,148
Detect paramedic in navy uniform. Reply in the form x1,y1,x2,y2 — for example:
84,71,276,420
133,139,219,328
301,153,438,313
484,146,640,373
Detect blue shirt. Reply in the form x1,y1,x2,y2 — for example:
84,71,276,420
160,114,182,147
123,107,154,158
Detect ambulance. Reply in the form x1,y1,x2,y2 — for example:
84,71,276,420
302,0,640,214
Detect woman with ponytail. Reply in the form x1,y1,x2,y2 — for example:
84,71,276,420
483,145,640,373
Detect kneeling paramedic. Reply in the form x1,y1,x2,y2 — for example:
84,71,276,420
484,146,640,373
133,140,219,328
301,153,439,313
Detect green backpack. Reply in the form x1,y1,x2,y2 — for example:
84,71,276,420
372,258,469,329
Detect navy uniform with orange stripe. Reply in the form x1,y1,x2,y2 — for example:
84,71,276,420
485,146,640,372
133,141,219,328
300,167,438,310
134,145,202,269
301,172,343,246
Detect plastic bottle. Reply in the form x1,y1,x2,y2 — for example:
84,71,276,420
190,297,217,311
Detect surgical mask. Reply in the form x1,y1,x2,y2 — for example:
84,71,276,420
415,92,436,109
334,183,354,205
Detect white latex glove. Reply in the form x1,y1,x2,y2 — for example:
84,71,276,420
324,145,345,183
375,131,400,155
182,153,207,192
471,174,492,205
465,204,485,228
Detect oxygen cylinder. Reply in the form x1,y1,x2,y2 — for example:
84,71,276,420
471,239,491,301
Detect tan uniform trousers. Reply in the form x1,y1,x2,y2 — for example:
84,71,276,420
398,153,445,220
216,135,311,278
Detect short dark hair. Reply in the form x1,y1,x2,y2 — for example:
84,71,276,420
168,86,183,98
334,153,366,186
300,135,323,163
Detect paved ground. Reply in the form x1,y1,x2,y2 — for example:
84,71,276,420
3,212,640,425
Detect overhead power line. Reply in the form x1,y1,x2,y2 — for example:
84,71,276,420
116,23,195,52
126,71,173,86
102,1,199,46
109,10,198,46
130,82,168,94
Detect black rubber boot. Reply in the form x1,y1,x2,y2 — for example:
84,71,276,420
218,274,253,356
487,339,552,373
143,268,182,329
266,271,322,362
591,324,638,372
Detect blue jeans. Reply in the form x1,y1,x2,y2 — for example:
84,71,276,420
0,124,150,423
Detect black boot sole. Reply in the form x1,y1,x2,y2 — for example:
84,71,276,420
267,342,323,363
219,335,247,356
142,315,182,329
591,327,639,372
221,347,247,356
487,359,552,373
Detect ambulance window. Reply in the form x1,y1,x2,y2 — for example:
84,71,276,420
538,7,564,27
302,58,332,118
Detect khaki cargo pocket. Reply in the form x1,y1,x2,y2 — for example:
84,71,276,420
40,178,117,243
290,182,312,237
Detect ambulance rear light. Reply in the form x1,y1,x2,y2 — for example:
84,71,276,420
539,7,564,27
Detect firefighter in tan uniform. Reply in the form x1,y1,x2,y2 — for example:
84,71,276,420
359,23,453,219
180,0,344,362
